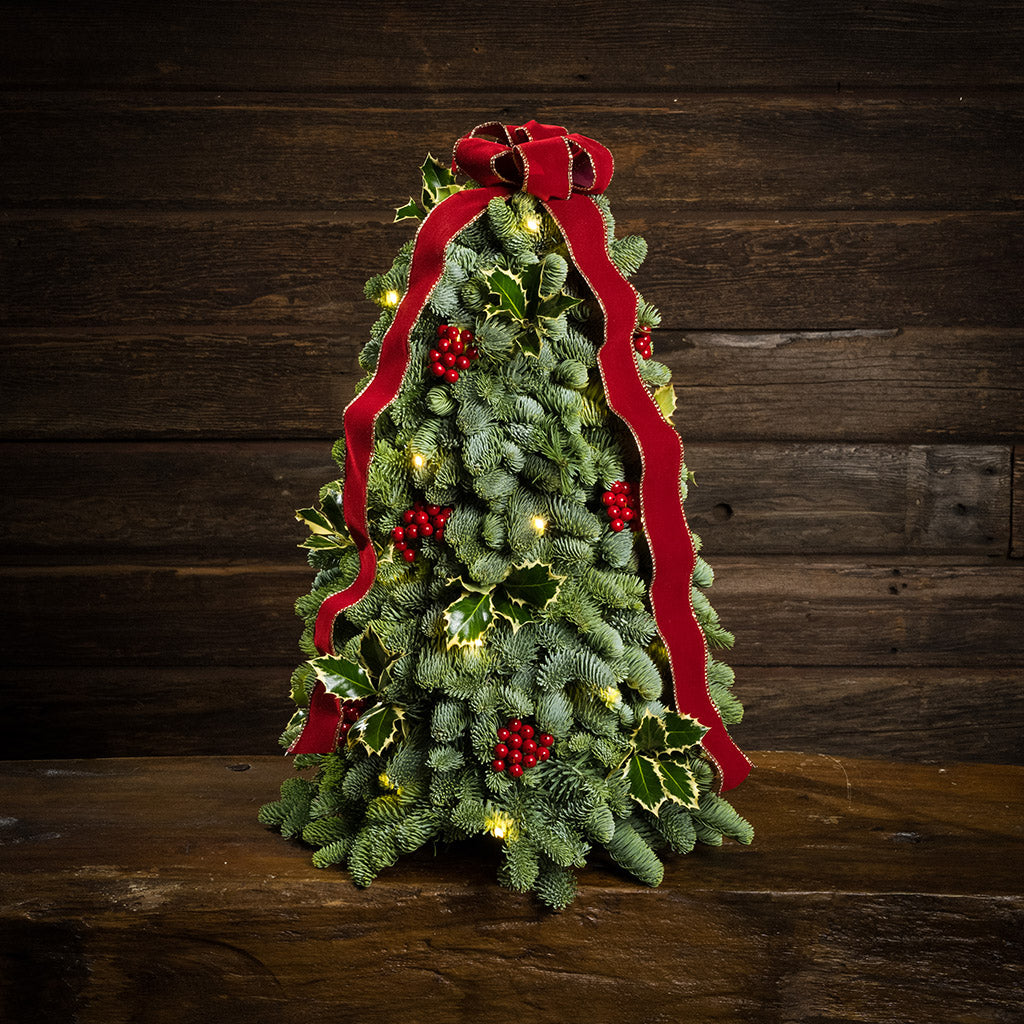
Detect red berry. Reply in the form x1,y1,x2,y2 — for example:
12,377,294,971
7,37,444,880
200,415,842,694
494,743,509,759
613,481,626,494
622,482,633,495
456,355,471,370
443,351,457,368
445,369,459,383
466,346,479,360
610,519,625,532
420,522,434,537
607,505,622,519
451,338,465,355
395,539,407,551
621,507,635,521
406,524,418,539
538,733,554,747
523,754,538,769
536,747,550,762
601,491,616,505
508,763,524,778
461,330,475,343
434,527,444,542
413,500,423,510
446,326,461,340
497,728,510,742
508,750,523,764
415,511,429,525
508,718,522,732
508,734,522,749
430,361,445,377
492,760,505,773
339,720,351,735
523,739,537,754
438,337,451,352
402,509,415,524
519,724,534,739
426,504,440,516
642,350,651,360
345,704,361,723
402,549,416,562
428,348,440,362
392,526,405,541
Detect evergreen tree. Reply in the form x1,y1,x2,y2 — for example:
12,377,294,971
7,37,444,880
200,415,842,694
261,125,751,910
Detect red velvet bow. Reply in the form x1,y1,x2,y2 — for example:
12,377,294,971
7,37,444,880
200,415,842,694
453,120,613,200
294,121,751,792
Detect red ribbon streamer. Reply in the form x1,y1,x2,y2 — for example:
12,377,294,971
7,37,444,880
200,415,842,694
294,121,751,790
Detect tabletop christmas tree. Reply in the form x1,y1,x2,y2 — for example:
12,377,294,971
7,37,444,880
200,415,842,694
260,121,752,910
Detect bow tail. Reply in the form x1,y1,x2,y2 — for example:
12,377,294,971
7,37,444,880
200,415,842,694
545,195,752,791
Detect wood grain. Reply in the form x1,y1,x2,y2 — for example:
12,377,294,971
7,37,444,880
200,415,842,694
3,212,1021,329
0,754,1020,1023
3,328,1021,443
2,1,1022,90
2,665,1020,764
0,441,1011,563
3,93,1021,211
1,559,1021,668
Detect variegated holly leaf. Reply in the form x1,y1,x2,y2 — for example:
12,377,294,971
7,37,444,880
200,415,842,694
491,590,534,631
662,712,708,754
352,704,404,755
625,754,666,815
359,625,395,680
295,507,341,536
632,710,668,753
501,563,563,609
309,654,375,700
299,533,351,551
653,383,676,422
482,266,528,322
395,197,425,223
444,589,496,647
537,291,582,322
420,154,461,209
657,758,700,809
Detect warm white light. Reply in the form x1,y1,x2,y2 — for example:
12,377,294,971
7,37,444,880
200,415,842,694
383,289,401,307
472,638,484,648
531,516,546,533
524,215,542,233
411,453,425,468
485,811,517,842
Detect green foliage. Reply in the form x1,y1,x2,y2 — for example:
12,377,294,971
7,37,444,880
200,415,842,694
263,152,751,912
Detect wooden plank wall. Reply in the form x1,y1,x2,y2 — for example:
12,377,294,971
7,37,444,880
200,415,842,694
1,2,1022,762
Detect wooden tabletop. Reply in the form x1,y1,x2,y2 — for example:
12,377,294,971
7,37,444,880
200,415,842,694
0,752,1021,1023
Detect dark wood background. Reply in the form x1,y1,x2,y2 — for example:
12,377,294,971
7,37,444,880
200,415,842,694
1,2,1021,763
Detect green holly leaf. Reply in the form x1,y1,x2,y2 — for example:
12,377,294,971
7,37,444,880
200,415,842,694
420,154,462,210
395,197,425,223
359,625,394,680
657,758,700,809
352,704,403,755
309,654,375,700
482,266,529,322
444,589,496,647
632,710,668,753
295,507,340,536
653,384,677,422
299,533,350,551
501,563,563,609
536,291,582,322
491,590,534,631
625,754,667,815
662,712,708,754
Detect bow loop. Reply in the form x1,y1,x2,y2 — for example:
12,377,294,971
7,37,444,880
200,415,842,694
453,120,613,201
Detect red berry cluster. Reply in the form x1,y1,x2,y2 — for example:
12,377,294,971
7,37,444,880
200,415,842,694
601,480,641,533
429,324,479,384
393,501,452,563
491,718,554,778
634,325,653,360
337,698,370,745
